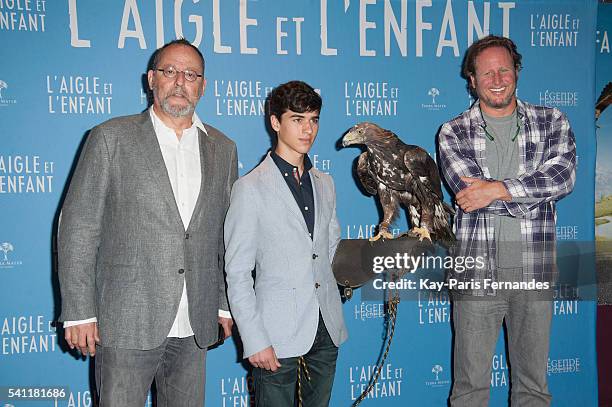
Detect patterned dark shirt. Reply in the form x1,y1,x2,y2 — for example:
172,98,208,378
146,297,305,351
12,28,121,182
438,100,576,295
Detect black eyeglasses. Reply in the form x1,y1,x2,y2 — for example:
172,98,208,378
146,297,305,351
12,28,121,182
156,66,202,82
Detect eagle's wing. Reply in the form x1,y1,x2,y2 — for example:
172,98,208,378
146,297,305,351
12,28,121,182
356,152,378,195
403,146,455,243
363,130,414,191
596,82,612,120
403,146,444,201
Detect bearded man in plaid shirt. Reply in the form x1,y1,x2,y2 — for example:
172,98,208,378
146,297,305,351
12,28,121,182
438,35,576,407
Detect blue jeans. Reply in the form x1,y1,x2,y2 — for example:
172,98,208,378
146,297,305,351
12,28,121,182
95,336,207,407
254,313,339,407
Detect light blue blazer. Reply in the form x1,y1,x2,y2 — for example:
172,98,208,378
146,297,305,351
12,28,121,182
224,153,348,359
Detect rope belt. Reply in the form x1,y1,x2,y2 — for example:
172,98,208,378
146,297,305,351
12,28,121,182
297,355,312,407
293,290,400,406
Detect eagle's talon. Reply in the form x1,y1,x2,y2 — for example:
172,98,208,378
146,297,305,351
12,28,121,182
409,227,432,242
369,229,394,242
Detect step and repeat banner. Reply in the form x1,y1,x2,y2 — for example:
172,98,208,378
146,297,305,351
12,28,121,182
0,1,599,406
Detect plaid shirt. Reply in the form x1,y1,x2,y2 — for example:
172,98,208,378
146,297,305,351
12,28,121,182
438,100,576,295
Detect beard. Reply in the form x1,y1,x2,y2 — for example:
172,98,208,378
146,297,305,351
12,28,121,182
153,86,196,118
479,91,515,110
475,81,517,111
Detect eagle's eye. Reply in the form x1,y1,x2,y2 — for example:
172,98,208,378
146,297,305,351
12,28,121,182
359,128,364,134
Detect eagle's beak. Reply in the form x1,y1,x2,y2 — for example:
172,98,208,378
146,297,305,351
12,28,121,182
342,130,361,147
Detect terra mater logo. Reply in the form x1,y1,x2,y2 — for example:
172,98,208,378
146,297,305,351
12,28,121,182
428,88,439,104
425,364,451,387
0,242,22,268
421,87,446,111
0,80,17,107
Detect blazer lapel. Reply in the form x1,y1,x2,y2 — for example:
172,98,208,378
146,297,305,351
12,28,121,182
261,154,309,235
137,112,184,231
188,128,216,231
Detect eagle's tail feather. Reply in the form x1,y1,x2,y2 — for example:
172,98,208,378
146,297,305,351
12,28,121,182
433,201,456,245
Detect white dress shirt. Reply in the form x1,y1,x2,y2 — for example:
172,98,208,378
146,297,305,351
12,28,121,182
64,108,231,335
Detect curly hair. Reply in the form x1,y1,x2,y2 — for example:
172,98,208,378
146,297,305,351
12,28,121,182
268,81,322,121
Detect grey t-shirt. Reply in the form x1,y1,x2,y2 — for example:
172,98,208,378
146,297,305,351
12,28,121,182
482,109,522,269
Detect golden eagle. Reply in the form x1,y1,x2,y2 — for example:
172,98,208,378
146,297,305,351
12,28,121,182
342,122,454,243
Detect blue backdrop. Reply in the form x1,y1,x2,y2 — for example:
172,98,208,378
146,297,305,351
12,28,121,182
0,1,599,406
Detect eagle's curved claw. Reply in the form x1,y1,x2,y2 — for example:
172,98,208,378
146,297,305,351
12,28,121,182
369,229,395,242
409,227,432,242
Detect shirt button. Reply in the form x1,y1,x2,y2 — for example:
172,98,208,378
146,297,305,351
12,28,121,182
305,206,309,211
312,254,318,259
284,173,288,177
178,268,185,274
315,282,320,289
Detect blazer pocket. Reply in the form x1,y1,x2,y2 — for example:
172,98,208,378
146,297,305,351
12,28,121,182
96,263,140,321
261,289,297,346
99,244,138,267
97,262,139,287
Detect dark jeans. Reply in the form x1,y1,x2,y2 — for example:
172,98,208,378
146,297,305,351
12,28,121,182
95,336,207,407
254,313,339,407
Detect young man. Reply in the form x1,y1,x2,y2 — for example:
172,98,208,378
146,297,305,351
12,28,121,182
224,81,348,406
438,35,576,406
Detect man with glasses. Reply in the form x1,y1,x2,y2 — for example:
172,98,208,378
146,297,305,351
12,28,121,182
58,39,237,406
438,35,576,406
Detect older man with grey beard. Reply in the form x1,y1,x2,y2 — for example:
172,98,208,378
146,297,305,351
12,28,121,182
58,39,237,407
